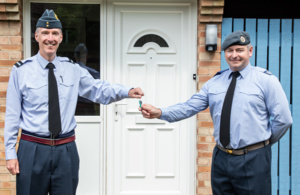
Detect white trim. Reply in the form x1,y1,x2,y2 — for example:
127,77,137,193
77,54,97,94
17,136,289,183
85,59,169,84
113,2,190,6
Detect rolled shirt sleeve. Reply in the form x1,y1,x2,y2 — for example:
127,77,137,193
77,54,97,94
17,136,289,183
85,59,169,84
160,83,209,123
265,75,293,145
4,66,22,160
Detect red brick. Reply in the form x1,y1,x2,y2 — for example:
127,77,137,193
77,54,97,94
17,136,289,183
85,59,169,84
0,45,22,51
0,28,21,36
198,180,205,187
0,91,6,98
0,99,6,106
198,128,211,135
199,61,220,67
0,52,9,60
198,136,206,142
199,121,214,128
0,159,6,166
0,21,8,28
9,21,21,29
201,7,212,14
211,15,222,22
0,190,10,195
197,68,209,75
0,151,5,158
10,52,22,59
197,144,209,150
198,151,213,158
214,0,224,6
199,52,221,61
198,166,211,172
0,5,5,12
205,136,215,143
198,37,205,45
5,0,18,3
0,143,4,150
0,77,9,82
0,68,12,76
0,182,16,189
11,190,16,195
0,37,9,44
197,172,210,180
198,75,212,82
0,121,4,128
10,36,21,44
197,187,212,194
201,0,213,6
199,15,211,22
210,67,221,75
212,7,224,14
198,23,207,30
197,158,209,165
0,60,18,66
198,31,206,38
0,13,7,20
198,45,207,52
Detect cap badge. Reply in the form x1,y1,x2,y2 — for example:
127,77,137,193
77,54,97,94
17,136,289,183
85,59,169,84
55,14,59,20
240,36,246,43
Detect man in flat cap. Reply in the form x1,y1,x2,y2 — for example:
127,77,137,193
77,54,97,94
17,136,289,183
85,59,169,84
4,9,144,195
139,30,292,194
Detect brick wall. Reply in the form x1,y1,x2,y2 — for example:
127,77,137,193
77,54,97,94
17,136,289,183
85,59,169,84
197,0,224,194
0,0,23,194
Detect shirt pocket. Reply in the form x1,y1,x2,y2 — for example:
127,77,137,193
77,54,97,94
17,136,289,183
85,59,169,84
59,78,76,101
26,80,48,105
239,88,265,110
208,88,227,111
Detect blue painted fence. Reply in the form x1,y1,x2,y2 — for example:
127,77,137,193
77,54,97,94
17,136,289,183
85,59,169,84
221,18,300,195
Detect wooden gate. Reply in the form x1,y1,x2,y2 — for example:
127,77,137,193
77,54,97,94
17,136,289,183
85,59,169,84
221,18,300,195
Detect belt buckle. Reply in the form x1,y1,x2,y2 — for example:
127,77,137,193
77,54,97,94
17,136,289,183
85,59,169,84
226,149,234,154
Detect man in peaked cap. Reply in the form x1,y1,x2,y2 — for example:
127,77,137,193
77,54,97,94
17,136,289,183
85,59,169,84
138,30,292,194
4,9,144,195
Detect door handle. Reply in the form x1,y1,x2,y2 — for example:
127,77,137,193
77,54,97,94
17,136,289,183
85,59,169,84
115,101,128,121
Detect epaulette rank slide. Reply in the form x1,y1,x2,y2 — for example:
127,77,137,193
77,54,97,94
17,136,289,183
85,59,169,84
14,61,24,68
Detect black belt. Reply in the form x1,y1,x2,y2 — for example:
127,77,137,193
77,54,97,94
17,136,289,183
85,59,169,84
217,140,269,155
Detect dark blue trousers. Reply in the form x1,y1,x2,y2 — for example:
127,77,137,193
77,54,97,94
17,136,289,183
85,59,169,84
211,144,271,195
16,139,80,195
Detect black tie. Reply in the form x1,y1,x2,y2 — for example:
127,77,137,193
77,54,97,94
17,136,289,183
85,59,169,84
220,71,240,148
47,63,62,137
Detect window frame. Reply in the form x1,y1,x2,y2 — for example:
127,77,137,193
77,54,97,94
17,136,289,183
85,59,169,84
23,0,105,122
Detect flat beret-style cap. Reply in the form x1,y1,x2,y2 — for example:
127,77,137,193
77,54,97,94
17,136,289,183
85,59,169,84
36,9,62,29
221,31,250,50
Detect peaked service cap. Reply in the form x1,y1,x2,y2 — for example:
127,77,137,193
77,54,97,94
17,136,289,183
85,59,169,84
36,9,62,29
221,31,250,50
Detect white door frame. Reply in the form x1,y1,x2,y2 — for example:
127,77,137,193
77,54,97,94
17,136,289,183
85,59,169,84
105,0,197,194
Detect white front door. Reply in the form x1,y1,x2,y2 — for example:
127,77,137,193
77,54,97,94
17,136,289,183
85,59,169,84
106,1,197,194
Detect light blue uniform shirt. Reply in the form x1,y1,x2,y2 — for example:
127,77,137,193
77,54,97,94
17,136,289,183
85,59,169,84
160,64,293,149
5,53,131,160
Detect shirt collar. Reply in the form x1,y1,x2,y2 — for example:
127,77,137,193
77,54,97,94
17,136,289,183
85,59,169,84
228,63,251,79
37,52,59,69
